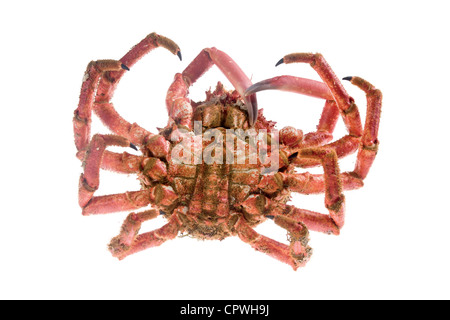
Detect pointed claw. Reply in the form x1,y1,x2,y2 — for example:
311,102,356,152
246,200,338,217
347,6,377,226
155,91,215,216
245,79,276,96
121,63,130,71
342,76,353,81
244,93,258,126
177,51,182,61
129,143,138,151
275,58,284,67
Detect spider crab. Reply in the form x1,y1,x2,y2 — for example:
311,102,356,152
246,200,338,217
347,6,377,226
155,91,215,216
74,33,382,270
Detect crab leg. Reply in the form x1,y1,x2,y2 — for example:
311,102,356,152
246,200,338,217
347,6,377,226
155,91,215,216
246,53,364,137
235,216,311,270
291,134,361,168
109,210,181,260
283,206,341,235
95,32,181,104
245,69,361,168
248,54,380,170
78,134,176,215
74,60,125,152
345,76,382,179
317,99,340,134
166,47,258,126
74,33,181,151
292,77,382,173
92,150,143,174
276,53,363,137
78,134,140,209
81,183,178,216
300,147,345,229
93,102,155,146
263,199,343,236
81,189,153,216
265,147,346,234
286,171,363,194
79,134,133,204
258,171,363,195
76,149,144,174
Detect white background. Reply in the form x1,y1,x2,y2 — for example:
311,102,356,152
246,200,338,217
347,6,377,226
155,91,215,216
1,0,449,300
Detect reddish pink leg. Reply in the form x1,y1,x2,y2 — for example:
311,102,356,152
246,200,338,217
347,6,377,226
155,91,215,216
291,134,361,168
264,147,346,234
245,65,360,167
109,209,181,260
317,99,340,133
76,150,144,174
81,189,153,216
345,77,382,179
286,171,363,194
278,53,363,137
74,60,124,152
78,133,177,215
290,98,340,150
79,134,132,206
283,205,341,235
74,33,181,151
166,48,258,126
259,171,363,196
246,53,364,139
95,32,181,104
250,58,381,172
235,216,311,270
81,183,177,216
292,77,382,174
300,147,345,229
78,134,145,212
93,102,155,146
285,99,340,152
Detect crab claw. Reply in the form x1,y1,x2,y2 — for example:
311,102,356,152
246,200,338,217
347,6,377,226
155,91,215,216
245,75,333,100
244,93,258,126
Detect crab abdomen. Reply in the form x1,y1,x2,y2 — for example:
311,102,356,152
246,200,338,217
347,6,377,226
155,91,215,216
166,151,265,240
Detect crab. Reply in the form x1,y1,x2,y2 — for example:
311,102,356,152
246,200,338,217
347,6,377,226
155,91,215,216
74,33,382,270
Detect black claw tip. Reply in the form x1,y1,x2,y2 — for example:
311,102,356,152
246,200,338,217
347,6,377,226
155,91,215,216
177,51,182,61
121,63,130,71
266,215,275,220
129,143,138,151
342,76,353,81
159,210,166,216
275,58,284,67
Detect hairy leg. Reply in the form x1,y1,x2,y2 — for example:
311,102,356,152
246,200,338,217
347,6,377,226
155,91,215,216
344,77,382,179
109,209,181,260
78,134,176,215
235,216,311,270
263,147,346,235
74,60,125,152
74,33,181,151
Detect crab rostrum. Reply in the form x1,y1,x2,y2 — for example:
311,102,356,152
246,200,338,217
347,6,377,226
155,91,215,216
74,33,382,270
